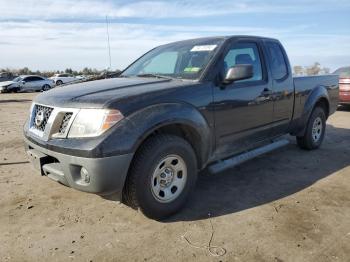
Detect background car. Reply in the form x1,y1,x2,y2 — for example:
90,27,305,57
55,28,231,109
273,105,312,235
75,75,89,81
50,73,77,85
333,66,350,106
0,75,54,93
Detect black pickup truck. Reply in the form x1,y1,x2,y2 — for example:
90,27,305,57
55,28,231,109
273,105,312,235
24,36,338,219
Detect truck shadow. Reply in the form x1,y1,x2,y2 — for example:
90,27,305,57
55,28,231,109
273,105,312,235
337,105,350,111
166,124,350,222
0,99,32,104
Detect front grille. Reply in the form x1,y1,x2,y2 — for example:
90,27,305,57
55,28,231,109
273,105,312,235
58,112,73,134
32,104,54,131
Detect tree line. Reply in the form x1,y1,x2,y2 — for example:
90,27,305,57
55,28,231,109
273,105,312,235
1,62,331,78
293,62,330,76
0,67,121,77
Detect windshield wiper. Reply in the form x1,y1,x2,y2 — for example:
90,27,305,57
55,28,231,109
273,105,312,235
136,73,173,80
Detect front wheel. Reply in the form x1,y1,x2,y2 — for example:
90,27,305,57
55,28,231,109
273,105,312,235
123,135,197,220
297,107,326,150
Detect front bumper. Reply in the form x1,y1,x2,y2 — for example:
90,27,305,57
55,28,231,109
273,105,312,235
24,136,133,198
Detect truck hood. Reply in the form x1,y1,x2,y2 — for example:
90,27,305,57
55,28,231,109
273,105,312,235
34,77,187,108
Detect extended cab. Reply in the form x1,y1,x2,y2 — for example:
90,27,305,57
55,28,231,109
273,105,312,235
24,36,339,219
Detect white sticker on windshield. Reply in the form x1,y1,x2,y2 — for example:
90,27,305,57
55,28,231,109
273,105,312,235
190,45,217,52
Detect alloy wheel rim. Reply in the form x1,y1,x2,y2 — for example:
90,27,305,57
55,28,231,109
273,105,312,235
150,154,187,203
312,116,323,142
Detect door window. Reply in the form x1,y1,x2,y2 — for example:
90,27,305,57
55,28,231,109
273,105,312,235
32,76,43,81
24,77,35,82
223,42,263,82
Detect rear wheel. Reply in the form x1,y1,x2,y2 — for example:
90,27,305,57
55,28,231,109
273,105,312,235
56,80,63,85
42,84,51,91
123,135,197,220
297,107,326,150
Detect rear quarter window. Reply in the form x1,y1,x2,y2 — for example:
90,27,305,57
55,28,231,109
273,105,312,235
266,42,288,80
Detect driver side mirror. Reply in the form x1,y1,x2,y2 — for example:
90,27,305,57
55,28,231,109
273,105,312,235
223,64,253,85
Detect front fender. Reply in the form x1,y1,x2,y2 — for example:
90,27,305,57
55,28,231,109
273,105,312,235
99,103,212,167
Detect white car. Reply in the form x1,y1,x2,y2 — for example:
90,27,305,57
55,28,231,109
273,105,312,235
0,75,54,93
50,73,77,85
76,75,88,81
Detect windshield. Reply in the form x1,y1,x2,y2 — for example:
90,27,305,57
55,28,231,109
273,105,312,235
122,38,224,80
13,76,23,82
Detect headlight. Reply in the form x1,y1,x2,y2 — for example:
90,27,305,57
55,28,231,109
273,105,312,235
68,109,123,138
0,84,10,90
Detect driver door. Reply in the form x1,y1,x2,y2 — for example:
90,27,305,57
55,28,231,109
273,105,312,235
21,77,35,91
213,40,274,158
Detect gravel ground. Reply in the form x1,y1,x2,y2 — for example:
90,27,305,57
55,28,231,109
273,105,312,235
0,92,349,262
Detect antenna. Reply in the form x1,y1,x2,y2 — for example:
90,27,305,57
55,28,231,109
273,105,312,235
105,15,112,71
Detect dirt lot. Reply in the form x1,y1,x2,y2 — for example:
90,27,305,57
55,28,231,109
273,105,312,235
0,92,349,262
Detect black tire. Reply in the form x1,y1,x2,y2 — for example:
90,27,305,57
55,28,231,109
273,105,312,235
297,106,326,150
42,84,50,91
12,87,19,93
123,135,198,220
56,80,63,85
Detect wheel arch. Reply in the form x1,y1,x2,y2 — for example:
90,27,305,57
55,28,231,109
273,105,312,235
127,103,213,170
296,85,330,137
314,97,329,118
134,122,207,170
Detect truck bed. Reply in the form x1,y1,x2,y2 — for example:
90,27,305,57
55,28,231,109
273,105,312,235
292,74,339,120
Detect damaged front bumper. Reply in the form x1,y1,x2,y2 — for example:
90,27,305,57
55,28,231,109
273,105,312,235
24,136,133,198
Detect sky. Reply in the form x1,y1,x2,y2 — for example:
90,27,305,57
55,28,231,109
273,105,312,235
0,0,349,72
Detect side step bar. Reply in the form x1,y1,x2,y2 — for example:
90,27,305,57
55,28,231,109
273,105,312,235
208,139,290,174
